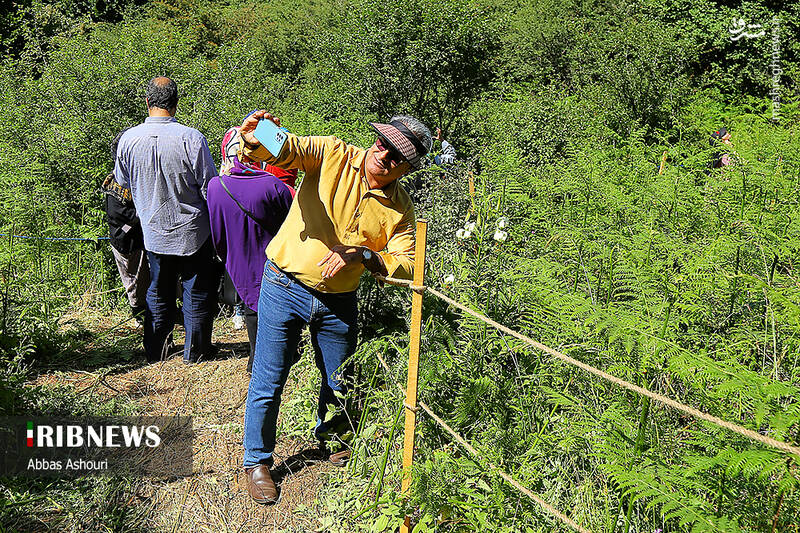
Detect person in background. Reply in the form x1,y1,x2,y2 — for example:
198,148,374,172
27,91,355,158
208,123,296,372
103,128,149,323
709,127,733,169
407,126,457,200
238,111,431,505
114,76,218,364
432,127,457,166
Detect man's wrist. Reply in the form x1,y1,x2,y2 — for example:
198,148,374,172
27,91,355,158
360,247,373,266
361,248,388,276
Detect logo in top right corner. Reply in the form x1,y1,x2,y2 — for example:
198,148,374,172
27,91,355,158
728,16,781,123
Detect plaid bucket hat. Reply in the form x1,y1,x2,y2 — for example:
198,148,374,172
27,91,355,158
369,120,430,170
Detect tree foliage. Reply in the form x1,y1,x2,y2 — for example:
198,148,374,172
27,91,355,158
1,0,799,530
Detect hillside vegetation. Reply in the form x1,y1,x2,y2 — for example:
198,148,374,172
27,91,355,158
1,0,799,531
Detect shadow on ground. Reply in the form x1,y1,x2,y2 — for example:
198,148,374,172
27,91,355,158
31,312,251,377
25,318,335,532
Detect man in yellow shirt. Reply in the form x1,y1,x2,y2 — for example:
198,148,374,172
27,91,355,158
238,111,432,504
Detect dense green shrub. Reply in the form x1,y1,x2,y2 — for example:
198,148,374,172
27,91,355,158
0,0,798,530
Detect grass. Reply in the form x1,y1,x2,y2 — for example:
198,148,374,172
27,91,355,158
0,303,419,532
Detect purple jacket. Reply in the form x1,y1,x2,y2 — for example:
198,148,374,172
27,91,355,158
207,159,294,311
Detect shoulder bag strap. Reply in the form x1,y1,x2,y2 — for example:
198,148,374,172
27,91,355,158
218,177,269,231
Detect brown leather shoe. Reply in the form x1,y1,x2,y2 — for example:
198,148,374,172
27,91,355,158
244,464,278,504
328,449,351,467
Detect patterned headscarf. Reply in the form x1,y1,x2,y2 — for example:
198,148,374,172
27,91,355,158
220,126,263,175
220,122,298,189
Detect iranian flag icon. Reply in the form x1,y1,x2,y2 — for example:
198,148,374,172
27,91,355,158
26,421,33,447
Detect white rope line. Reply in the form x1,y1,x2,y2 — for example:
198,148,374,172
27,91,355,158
375,275,425,292
375,352,591,533
377,275,800,457
423,286,800,459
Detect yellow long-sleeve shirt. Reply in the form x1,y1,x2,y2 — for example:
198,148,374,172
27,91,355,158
240,134,415,293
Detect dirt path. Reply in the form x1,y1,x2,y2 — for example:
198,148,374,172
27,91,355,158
34,323,336,532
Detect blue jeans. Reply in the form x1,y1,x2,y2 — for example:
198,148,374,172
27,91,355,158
144,238,217,362
243,260,358,467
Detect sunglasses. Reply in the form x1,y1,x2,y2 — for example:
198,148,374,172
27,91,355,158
375,136,404,166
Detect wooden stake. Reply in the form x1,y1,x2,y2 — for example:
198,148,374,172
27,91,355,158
466,172,476,220
658,150,668,175
400,219,427,533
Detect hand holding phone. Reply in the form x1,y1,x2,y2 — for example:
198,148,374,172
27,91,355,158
240,111,274,143
253,118,289,158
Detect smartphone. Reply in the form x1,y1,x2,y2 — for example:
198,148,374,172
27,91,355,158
253,119,289,158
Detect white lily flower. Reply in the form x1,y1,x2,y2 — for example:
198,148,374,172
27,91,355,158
493,229,508,242
444,274,455,284
464,221,476,232
456,228,469,240
497,217,508,229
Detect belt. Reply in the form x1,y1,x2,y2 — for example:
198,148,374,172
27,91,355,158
268,260,299,283
266,260,353,296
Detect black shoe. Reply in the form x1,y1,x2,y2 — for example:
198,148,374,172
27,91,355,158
145,338,178,363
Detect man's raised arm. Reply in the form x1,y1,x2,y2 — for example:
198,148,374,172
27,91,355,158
238,110,323,173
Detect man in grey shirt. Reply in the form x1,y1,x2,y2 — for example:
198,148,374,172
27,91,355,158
114,76,218,363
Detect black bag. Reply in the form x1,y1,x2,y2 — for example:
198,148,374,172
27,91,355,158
103,173,144,255
218,267,241,307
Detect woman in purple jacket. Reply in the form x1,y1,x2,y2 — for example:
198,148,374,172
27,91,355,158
208,126,295,372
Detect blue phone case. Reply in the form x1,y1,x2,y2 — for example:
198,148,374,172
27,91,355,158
253,119,289,158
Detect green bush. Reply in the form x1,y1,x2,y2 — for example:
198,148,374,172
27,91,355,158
0,0,798,530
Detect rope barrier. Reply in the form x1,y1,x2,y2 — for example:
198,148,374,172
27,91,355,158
375,275,425,293
423,286,800,459
0,233,109,242
376,275,800,458
375,352,592,533
402,401,419,413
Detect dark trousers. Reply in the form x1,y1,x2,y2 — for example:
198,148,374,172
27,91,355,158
144,239,218,362
228,273,258,372
244,305,258,372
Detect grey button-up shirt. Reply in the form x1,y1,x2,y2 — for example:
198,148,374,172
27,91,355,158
114,116,217,256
